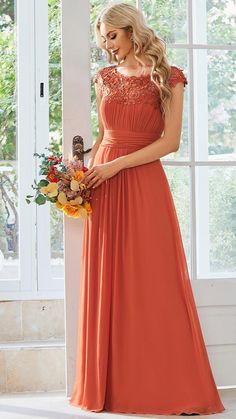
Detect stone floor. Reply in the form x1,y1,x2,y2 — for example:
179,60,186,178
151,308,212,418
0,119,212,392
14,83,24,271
0,389,235,419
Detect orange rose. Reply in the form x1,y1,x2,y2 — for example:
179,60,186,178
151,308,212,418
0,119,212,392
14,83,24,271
63,204,81,218
73,170,84,182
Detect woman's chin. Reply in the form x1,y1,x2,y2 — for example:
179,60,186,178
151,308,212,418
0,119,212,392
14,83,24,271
117,54,126,62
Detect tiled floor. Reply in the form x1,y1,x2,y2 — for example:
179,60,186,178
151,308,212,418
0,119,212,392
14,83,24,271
0,389,234,419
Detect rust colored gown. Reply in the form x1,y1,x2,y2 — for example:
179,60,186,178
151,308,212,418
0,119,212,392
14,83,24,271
69,65,225,415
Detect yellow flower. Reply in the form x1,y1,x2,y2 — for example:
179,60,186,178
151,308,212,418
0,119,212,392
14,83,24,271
58,191,68,205
79,206,88,219
62,203,90,219
70,179,80,191
57,192,83,210
84,201,92,214
63,204,81,218
56,200,64,209
69,196,83,205
40,182,58,198
71,171,86,191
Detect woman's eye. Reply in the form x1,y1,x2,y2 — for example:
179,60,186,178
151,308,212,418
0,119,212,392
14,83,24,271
102,35,116,43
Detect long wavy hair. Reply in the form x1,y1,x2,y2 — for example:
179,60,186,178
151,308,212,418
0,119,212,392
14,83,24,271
94,1,172,115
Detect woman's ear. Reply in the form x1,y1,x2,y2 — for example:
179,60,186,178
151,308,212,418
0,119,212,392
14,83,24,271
129,28,133,41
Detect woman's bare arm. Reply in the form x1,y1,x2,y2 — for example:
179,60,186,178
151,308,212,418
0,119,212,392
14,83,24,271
115,82,185,170
87,83,104,167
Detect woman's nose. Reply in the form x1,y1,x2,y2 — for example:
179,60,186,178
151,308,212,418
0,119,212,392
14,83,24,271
106,39,113,49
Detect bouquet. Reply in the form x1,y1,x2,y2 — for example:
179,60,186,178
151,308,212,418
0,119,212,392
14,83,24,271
25,147,92,219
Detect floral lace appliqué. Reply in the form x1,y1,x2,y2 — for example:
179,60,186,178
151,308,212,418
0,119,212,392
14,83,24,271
93,65,188,107
168,66,188,88
94,66,161,108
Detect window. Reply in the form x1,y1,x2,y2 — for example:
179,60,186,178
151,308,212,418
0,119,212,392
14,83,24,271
0,0,18,287
0,0,63,299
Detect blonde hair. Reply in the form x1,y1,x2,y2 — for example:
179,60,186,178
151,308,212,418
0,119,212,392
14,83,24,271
94,1,172,115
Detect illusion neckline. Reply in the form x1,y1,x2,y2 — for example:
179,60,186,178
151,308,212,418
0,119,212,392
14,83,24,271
114,65,151,79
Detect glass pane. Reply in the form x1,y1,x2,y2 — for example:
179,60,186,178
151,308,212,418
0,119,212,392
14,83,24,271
194,49,236,162
194,0,236,45
0,0,18,280
142,0,187,44
48,0,64,279
208,50,236,161
208,0,236,44
196,166,236,278
164,166,191,274
90,1,110,45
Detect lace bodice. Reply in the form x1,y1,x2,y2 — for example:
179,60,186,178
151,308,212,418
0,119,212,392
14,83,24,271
93,65,188,108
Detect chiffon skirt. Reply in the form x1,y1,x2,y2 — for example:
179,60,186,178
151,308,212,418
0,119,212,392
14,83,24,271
70,129,225,415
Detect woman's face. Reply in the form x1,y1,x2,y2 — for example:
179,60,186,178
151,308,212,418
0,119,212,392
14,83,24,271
99,22,133,61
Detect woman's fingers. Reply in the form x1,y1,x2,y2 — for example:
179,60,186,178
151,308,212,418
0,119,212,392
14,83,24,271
83,169,97,187
91,178,103,189
83,170,96,184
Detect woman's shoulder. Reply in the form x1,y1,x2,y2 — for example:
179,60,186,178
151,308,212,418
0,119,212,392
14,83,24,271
168,65,188,88
93,65,115,84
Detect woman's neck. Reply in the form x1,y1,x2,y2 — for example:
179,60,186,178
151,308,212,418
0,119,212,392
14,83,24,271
118,50,152,68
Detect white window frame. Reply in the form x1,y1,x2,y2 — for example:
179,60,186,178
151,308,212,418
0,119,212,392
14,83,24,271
35,0,64,293
0,0,64,300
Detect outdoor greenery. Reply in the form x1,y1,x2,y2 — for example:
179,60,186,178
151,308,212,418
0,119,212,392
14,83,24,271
0,0,235,275
48,0,64,256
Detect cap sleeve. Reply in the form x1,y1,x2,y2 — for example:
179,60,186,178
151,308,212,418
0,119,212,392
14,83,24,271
169,66,188,88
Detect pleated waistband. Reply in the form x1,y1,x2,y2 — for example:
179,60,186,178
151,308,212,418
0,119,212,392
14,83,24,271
101,129,158,148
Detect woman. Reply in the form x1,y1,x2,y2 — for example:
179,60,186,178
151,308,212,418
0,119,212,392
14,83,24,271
69,2,225,415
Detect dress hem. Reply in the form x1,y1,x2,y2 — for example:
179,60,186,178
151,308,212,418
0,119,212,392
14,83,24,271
69,399,225,416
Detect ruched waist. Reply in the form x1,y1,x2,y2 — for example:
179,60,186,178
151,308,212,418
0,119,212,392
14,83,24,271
101,129,158,148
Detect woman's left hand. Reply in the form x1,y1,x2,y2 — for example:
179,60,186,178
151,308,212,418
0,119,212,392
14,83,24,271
83,159,123,189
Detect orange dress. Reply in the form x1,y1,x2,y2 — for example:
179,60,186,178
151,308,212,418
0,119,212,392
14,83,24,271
69,65,225,415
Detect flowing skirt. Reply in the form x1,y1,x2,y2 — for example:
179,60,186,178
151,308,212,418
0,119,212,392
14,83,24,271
70,131,225,415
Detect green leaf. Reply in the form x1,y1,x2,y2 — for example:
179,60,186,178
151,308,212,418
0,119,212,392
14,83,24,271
39,168,50,175
25,198,31,204
38,179,49,187
49,196,57,203
35,194,47,205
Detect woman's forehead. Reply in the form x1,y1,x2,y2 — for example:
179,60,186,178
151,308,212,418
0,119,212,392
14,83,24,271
100,22,118,37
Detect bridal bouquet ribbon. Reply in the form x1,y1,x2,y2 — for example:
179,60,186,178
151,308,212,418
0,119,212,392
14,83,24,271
25,147,92,219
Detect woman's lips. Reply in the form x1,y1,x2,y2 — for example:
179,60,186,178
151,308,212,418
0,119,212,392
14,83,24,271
112,49,119,55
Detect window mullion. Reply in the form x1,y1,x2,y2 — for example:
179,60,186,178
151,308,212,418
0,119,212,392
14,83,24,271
192,0,211,279
34,0,51,291
187,0,197,281
17,0,37,292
